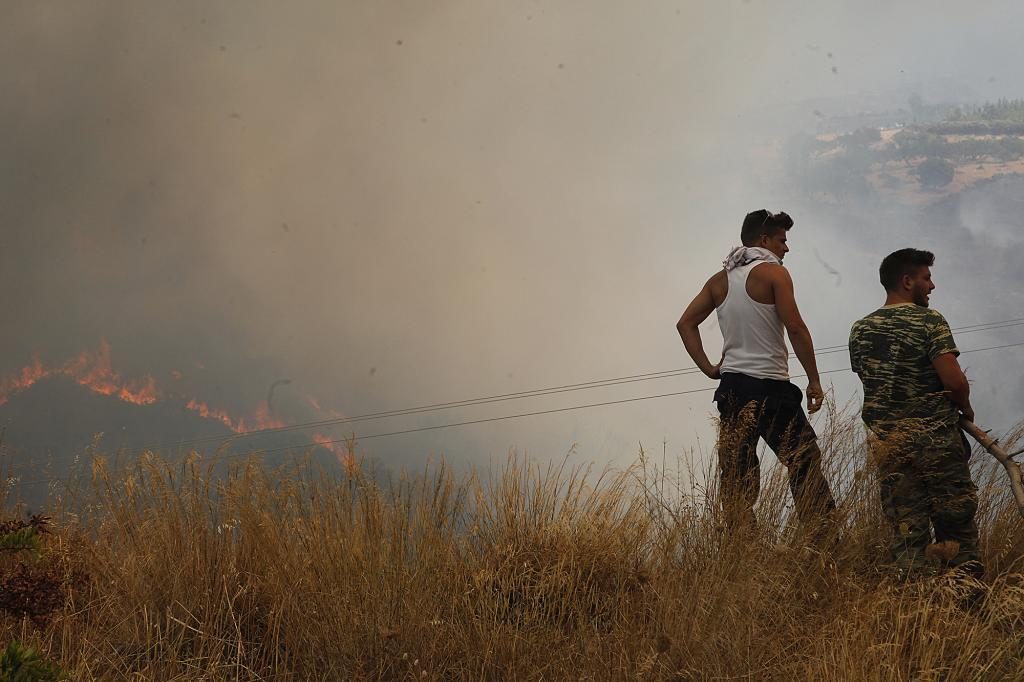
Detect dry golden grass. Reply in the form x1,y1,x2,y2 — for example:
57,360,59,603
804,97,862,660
3,411,1024,680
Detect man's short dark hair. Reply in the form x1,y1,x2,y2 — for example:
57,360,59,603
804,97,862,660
879,248,934,291
740,209,794,246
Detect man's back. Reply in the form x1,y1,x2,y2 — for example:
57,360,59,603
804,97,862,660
849,303,960,437
704,260,783,307
675,211,823,409
717,262,789,381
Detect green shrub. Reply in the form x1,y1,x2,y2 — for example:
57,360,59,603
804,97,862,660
0,641,63,681
915,157,956,188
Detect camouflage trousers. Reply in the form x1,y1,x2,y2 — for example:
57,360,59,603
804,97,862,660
874,425,981,577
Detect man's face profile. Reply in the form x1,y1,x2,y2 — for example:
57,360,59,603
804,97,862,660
759,230,789,262
907,265,935,307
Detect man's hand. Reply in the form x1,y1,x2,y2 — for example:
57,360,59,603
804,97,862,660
806,380,824,414
932,352,972,422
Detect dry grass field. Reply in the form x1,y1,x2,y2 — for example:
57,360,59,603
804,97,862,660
3,409,1024,680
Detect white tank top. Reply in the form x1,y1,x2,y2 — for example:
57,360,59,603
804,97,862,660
716,261,790,380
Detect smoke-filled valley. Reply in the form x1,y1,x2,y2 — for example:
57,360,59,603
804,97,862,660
6,3,1024,676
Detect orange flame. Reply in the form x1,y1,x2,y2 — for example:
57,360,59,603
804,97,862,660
0,354,49,405
185,398,239,431
61,340,160,406
118,376,158,405
312,432,358,474
0,341,349,448
0,341,160,407
252,400,287,431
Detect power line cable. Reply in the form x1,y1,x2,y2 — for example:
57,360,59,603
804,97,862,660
253,339,1024,456
142,317,1024,452
7,338,1024,491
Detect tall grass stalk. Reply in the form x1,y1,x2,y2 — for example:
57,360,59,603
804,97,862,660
2,412,1024,679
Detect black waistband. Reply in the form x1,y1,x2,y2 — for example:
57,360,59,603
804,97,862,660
714,372,799,403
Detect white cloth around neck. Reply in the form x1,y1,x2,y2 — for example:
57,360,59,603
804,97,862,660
722,246,781,272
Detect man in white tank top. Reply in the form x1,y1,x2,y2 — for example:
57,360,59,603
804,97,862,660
676,209,836,532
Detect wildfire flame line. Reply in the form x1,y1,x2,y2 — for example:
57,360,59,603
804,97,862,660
0,340,349,463
0,340,158,407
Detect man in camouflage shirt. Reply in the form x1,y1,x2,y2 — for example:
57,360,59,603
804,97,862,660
849,248,980,578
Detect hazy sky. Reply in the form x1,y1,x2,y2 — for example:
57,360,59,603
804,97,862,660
4,1,1024,474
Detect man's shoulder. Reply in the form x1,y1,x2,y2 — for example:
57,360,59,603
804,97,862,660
921,307,951,326
750,261,786,275
850,308,887,333
746,262,789,286
706,269,728,304
851,311,876,328
885,305,951,333
850,307,918,346
707,269,728,291
854,304,941,328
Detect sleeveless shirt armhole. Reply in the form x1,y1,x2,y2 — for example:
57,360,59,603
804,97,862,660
719,269,733,308
743,262,778,308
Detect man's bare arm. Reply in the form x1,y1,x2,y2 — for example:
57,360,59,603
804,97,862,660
770,266,823,413
676,275,721,379
933,352,974,421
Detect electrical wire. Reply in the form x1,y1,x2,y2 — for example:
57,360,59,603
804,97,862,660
252,339,1024,456
141,316,1024,452
6,338,1024,491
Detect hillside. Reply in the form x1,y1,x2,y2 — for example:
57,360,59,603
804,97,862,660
2,417,1024,679
787,101,1024,205
0,376,345,508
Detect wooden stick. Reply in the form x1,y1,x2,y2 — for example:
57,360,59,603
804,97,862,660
960,417,1024,519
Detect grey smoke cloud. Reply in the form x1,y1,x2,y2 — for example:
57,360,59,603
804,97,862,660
3,1,1024,472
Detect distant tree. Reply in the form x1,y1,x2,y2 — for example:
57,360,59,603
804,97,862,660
844,127,882,147
993,137,1024,163
915,157,955,189
943,98,1024,124
890,130,950,165
889,130,920,166
782,133,816,185
908,94,924,123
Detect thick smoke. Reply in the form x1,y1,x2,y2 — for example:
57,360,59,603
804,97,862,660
3,1,1024,475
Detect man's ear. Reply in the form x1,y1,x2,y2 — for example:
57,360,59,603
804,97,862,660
899,273,913,291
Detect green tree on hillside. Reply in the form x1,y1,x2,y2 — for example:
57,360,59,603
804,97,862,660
944,98,1024,124
890,130,950,166
908,93,924,123
915,157,955,189
842,127,882,148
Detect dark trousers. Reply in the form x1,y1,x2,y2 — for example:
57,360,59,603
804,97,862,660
714,373,837,529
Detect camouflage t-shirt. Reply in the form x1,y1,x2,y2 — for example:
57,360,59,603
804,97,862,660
848,303,960,437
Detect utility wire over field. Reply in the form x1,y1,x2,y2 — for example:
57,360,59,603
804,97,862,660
253,339,1024,457
5,316,1024,491
145,316,1024,453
